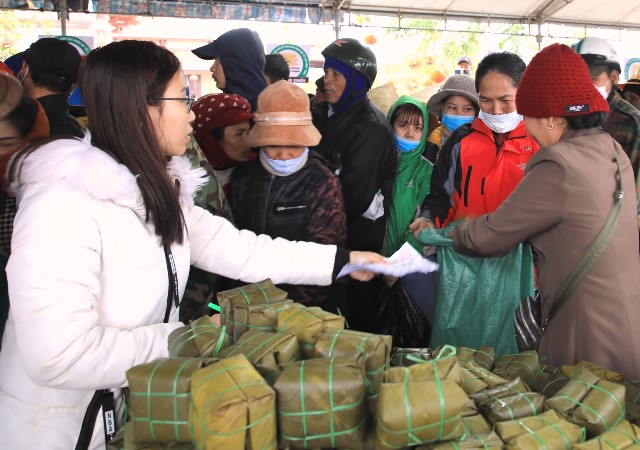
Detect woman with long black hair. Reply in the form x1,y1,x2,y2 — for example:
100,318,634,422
0,40,381,450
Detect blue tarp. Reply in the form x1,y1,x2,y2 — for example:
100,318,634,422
0,0,336,23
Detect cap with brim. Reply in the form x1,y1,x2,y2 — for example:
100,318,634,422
3,54,23,77
457,56,472,65
191,41,221,60
588,64,608,78
22,38,81,83
0,72,23,119
247,112,321,147
426,75,479,116
623,79,640,96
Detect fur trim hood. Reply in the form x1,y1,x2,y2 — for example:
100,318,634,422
10,133,206,217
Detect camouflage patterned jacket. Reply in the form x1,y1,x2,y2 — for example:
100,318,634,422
184,136,234,223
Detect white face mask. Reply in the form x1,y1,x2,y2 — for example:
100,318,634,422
478,110,523,134
595,84,610,101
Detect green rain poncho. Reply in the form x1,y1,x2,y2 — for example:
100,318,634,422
384,96,434,256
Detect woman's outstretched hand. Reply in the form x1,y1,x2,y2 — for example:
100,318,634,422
348,251,387,282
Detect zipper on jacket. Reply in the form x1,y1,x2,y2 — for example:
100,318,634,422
463,166,473,207
480,178,486,196
275,205,307,212
262,175,276,234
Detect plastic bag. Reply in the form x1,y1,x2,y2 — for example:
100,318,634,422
373,282,430,348
419,226,535,356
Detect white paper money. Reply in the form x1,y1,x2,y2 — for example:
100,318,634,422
337,242,438,278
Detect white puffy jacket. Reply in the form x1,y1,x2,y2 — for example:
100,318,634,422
0,136,337,449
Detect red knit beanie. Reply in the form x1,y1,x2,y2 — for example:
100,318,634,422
192,93,254,169
516,43,609,118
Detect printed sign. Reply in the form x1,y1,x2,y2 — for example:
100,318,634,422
53,35,93,55
624,58,640,81
268,44,310,83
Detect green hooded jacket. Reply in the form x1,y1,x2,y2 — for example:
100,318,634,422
384,96,434,256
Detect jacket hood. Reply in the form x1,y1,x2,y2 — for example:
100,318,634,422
10,133,206,217
215,29,267,111
387,95,429,159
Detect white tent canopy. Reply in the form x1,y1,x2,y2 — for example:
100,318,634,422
319,0,640,30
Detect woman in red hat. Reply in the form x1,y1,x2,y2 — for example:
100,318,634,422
452,44,640,379
191,93,255,196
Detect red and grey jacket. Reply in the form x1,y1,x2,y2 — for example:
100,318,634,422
421,117,539,227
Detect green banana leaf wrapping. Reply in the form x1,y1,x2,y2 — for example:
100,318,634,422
626,403,640,425
561,361,624,382
456,347,496,371
274,356,369,450
127,358,215,443
492,351,541,386
504,419,586,449
545,367,626,438
625,384,640,426
460,367,490,395
471,377,545,425
463,361,511,389
461,398,479,417
460,414,492,435
232,301,306,342
390,347,432,367
217,280,288,334
534,372,570,398
277,307,345,359
623,381,640,404
189,354,277,450
313,329,392,414
418,432,503,449
376,371,469,449
384,354,463,386
573,420,640,449
216,330,299,384
167,316,230,358
107,422,196,450
530,364,562,393
495,409,564,442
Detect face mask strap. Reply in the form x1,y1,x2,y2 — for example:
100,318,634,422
19,66,29,83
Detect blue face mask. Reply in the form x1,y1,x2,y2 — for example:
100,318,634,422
394,134,420,153
441,113,475,133
260,148,309,176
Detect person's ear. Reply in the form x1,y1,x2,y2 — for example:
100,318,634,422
610,71,620,86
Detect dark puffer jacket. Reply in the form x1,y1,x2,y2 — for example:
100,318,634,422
229,152,347,310
313,97,396,252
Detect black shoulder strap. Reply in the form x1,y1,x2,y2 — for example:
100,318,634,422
75,389,115,450
163,244,180,323
543,151,623,329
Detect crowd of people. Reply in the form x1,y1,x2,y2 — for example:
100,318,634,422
0,27,638,449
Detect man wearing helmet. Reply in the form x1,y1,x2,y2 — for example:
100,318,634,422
312,38,396,332
574,37,640,182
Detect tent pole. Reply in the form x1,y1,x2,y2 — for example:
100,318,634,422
59,0,68,36
536,20,542,50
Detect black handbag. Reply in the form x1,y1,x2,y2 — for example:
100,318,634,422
515,152,624,352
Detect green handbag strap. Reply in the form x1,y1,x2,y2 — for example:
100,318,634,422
544,151,624,330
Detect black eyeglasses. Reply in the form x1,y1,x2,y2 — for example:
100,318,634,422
151,94,196,112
